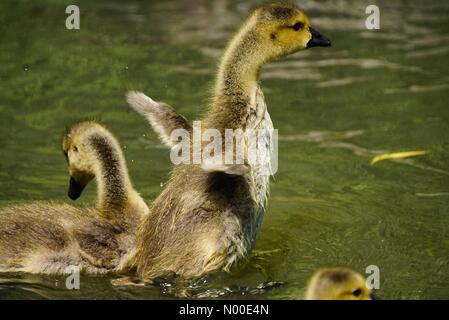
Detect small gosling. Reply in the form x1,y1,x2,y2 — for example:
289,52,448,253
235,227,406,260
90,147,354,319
305,267,379,300
62,121,149,228
0,121,148,274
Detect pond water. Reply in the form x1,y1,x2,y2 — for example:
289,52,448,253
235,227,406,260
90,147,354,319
1,0,449,299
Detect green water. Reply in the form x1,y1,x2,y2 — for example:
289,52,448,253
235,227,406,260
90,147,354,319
1,0,449,299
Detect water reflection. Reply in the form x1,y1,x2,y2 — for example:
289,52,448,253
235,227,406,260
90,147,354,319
282,129,449,177
385,83,449,94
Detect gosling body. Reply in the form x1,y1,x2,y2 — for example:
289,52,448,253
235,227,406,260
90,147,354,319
127,3,330,280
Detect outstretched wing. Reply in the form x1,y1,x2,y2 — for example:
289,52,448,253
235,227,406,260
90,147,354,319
127,91,251,176
126,91,192,147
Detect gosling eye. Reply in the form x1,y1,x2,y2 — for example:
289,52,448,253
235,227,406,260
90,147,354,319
73,145,78,152
292,22,304,31
352,288,362,297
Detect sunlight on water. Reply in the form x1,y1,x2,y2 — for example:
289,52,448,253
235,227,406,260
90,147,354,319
0,0,448,299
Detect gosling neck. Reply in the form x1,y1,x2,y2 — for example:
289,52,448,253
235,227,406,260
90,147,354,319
88,133,136,218
212,18,268,118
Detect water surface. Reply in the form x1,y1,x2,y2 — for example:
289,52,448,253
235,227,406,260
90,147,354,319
1,0,449,299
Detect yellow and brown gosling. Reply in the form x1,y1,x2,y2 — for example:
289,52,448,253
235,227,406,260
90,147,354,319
126,3,331,281
0,121,148,274
305,268,379,300
62,121,148,226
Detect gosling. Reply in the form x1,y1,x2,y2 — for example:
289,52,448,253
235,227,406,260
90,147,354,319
0,121,148,274
305,268,379,300
126,3,331,280
62,121,148,227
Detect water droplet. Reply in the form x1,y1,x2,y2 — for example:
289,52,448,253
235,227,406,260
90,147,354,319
125,65,129,70
159,182,164,187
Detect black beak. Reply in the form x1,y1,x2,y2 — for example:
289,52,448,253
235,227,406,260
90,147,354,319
370,292,381,300
307,27,331,48
68,176,85,200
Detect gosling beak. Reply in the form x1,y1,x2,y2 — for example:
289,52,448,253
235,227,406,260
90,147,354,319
68,176,86,200
370,292,381,300
307,27,331,48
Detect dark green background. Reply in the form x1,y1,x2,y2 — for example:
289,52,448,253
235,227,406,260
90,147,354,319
0,0,448,299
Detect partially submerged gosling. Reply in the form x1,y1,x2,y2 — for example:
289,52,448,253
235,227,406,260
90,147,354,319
0,121,148,274
126,3,331,280
62,121,148,227
305,268,378,300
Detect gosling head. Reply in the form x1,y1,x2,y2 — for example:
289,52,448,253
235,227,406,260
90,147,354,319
249,2,331,60
62,121,109,200
305,267,379,300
